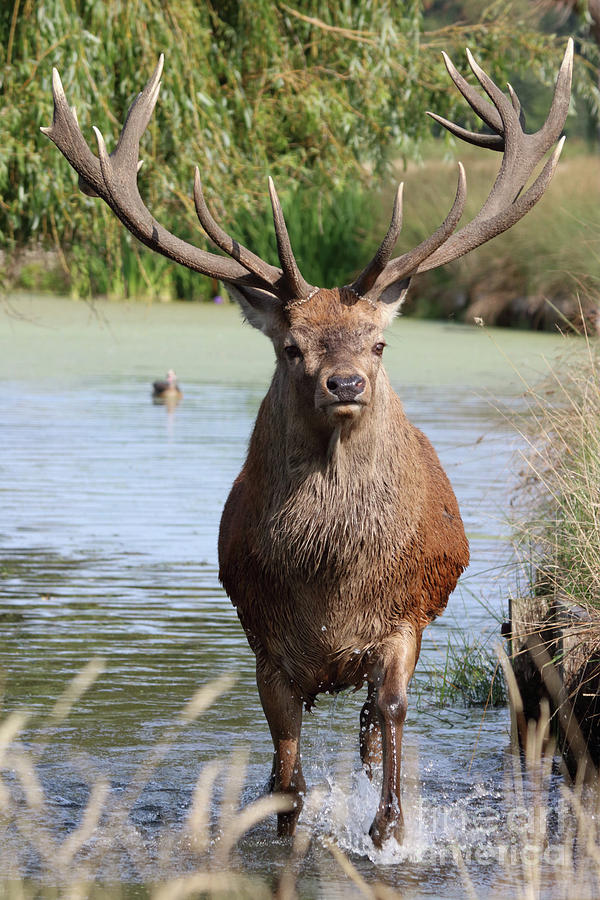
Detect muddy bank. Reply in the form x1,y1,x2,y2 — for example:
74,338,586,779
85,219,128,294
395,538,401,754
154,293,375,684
406,268,600,333
506,594,600,778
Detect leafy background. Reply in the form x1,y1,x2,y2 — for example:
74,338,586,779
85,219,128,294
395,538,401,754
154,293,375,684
1,0,598,304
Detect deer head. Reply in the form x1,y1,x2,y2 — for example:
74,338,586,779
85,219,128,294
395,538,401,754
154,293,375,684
42,42,573,436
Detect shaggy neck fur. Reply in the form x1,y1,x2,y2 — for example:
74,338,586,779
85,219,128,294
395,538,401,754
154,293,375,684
250,365,426,583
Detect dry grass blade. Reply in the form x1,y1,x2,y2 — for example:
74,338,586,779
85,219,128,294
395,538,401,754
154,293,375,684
0,714,30,808
8,751,44,811
116,674,238,818
186,759,224,853
152,871,273,900
452,843,479,900
180,672,237,723
324,838,377,899
276,790,324,900
0,712,29,761
217,794,294,863
213,748,249,866
47,657,106,726
497,644,527,757
525,632,595,782
56,778,110,867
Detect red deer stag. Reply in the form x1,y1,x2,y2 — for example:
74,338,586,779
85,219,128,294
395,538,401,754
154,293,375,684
43,41,572,845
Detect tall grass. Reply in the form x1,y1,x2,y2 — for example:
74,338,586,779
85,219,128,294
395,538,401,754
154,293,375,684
503,333,600,777
513,334,600,610
0,664,292,897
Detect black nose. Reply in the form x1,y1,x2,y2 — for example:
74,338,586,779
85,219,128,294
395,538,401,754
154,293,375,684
326,374,366,401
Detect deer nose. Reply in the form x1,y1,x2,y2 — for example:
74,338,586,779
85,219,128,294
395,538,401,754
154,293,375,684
326,374,366,401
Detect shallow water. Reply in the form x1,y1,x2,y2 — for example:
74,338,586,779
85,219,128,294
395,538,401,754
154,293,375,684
0,295,569,896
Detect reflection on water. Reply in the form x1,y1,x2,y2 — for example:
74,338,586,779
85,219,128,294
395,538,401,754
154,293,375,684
0,296,567,896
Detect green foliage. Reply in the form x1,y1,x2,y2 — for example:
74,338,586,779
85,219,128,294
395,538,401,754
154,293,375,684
418,635,506,707
0,1,594,298
233,181,388,288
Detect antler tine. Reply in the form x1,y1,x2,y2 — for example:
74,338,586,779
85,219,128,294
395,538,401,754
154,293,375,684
362,164,466,300
360,40,572,299
42,58,282,289
537,37,573,149
441,50,502,134
465,49,518,127
112,54,164,167
41,68,108,200
497,136,565,222
351,184,403,296
268,177,314,301
507,83,526,130
426,111,504,151
193,169,281,287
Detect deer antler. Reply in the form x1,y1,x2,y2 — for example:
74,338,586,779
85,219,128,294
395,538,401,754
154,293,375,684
41,56,314,303
351,39,573,303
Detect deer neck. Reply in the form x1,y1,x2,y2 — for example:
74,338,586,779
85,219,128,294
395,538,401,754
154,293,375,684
252,366,422,581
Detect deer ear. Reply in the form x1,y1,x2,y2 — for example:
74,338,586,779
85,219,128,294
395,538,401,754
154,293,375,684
225,284,286,335
376,277,411,327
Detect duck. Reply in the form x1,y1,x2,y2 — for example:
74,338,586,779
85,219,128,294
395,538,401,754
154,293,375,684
152,369,182,405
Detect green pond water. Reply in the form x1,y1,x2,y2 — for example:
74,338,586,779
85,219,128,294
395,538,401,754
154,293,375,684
0,294,570,897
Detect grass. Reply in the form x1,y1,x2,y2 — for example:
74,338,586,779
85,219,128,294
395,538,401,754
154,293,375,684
419,634,507,709
512,331,600,610
498,328,600,783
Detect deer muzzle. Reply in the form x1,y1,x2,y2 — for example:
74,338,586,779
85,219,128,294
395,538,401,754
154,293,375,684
326,374,366,402
317,370,370,421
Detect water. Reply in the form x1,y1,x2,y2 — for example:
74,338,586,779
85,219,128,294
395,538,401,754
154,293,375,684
0,295,568,896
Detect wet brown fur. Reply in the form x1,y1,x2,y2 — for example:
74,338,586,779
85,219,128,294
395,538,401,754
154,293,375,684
218,287,469,844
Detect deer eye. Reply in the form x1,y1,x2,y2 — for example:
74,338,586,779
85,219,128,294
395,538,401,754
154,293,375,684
284,344,303,360
373,342,386,357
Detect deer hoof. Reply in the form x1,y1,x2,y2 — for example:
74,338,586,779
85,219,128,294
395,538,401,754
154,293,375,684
277,808,300,837
369,813,404,848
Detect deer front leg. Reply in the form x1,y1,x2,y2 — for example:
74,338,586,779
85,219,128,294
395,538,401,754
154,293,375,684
256,659,306,837
360,682,381,780
369,625,420,848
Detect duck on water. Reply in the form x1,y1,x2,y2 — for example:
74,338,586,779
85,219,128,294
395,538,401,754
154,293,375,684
152,369,182,405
